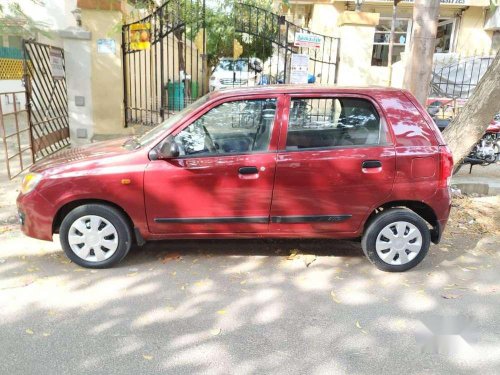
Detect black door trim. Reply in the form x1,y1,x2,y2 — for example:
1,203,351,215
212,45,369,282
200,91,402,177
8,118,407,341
154,215,352,224
154,216,269,224
271,215,352,223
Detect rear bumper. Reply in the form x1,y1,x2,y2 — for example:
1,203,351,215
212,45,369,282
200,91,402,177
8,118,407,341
429,188,452,244
16,191,55,241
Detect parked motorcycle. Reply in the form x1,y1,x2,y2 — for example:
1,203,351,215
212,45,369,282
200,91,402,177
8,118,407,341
454,113,500,173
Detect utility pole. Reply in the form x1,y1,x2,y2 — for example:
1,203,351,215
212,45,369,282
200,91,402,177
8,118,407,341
403,0,440,104
387,0,401,86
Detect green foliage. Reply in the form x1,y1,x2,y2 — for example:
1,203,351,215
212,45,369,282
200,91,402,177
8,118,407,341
123,0,276,67
0,1,52,39
205,0,275,67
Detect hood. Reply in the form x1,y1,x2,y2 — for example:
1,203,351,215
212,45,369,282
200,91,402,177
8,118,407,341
212,70,252,80
31,137,131,174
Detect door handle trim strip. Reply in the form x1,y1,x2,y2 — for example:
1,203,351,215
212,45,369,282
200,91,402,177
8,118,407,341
154,216,268,224
271,215,352,223
154,215,352,224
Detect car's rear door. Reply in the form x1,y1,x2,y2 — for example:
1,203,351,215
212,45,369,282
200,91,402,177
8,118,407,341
144,94,284,235
269,93,396,235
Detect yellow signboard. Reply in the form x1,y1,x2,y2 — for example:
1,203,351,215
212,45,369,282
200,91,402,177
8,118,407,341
194,29,205,52
233,39,243,59
130,23,151,50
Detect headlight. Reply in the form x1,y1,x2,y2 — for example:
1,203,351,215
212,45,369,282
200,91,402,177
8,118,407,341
21,173,42,195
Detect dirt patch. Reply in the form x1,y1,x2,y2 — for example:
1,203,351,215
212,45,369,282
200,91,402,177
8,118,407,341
448,195,500,235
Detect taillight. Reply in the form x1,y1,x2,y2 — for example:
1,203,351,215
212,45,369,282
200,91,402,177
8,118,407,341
438,145,453,188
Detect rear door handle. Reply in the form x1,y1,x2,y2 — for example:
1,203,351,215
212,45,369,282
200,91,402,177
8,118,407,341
362,160,382,169
238,166,259,175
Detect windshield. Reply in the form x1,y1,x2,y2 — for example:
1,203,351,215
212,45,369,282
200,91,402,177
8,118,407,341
131,95,209,148
216,59,249,72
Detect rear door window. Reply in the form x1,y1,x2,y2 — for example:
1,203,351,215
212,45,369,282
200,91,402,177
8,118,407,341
286,97,383,150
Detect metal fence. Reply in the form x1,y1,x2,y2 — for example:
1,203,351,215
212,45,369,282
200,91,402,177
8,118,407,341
234,3,340,86
429,54,495,100
0,91,34,179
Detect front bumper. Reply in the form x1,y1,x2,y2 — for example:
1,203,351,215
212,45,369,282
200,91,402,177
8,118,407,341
16,190,55,241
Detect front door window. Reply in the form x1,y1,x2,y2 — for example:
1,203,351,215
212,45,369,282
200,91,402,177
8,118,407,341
174,98,277,156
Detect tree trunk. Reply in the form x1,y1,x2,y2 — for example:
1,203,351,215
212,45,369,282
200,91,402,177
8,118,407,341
443,51,500,166
403,0,439,105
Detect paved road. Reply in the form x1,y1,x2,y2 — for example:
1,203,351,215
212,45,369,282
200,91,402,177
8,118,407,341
1,218,499,374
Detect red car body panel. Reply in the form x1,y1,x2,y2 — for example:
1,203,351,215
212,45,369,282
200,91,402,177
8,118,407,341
17,85,451,243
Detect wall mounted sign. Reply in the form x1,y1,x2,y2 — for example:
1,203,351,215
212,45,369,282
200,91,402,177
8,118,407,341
97,39,116,54
49,49,64,80
130,23,151,50
358,0,490,5
294,33,323,49
290,53,309,84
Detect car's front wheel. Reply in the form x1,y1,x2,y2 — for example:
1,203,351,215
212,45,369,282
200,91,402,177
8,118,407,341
59,204,132,268
361,208,430,272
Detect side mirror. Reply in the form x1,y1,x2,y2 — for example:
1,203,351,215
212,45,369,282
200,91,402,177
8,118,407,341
157,140,180,159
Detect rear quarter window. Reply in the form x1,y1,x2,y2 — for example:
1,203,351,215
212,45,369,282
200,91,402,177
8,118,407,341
376,91,437,146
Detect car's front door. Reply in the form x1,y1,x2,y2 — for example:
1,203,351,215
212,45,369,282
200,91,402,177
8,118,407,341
270,94,396,235
144,95,283,235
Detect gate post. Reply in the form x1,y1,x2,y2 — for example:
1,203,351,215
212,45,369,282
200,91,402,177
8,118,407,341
336,11,380,86
59,27,93,145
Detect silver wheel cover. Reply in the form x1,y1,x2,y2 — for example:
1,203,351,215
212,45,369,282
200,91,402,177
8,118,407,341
68,215,119,262
375,221,423,266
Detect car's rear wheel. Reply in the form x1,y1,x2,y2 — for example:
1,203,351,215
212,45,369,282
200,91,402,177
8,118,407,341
59,204,132,268
361,208,430,272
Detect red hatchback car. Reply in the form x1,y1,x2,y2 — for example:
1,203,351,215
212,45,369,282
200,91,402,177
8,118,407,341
17,86,453,272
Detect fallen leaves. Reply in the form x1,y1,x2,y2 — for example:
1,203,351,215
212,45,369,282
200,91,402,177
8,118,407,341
441,293,461,300
143,355,153,360
160,252,182,264
286,249,317,267
217,310,227,315
25,329,34,335
210,328,221,336
330,291,341,304
355,321,368,334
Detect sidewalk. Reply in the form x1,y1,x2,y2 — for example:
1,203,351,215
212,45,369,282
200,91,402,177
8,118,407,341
452,161,500,195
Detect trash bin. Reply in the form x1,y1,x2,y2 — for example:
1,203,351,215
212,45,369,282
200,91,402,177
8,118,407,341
191,81,199,100
167,81,185,111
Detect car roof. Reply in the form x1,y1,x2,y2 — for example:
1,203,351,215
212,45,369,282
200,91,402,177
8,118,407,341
207,85,405,100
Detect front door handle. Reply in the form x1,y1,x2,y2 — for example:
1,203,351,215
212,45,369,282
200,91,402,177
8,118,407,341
362,160,382,174
362,160,382,169
238,166,259,175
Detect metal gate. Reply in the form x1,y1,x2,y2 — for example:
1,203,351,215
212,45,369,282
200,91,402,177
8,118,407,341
23,40,70,160
234,3,340,87
430,55,494,99
122,0,206,127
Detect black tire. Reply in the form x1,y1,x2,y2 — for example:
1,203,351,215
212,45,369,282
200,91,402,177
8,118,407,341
361,208,431,272
59,204,132,268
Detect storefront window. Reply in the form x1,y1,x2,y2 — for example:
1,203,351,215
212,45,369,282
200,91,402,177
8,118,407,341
371,18,411,66
435,19,455,53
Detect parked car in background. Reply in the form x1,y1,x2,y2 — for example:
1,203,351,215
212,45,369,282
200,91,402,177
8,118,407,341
17,86,453,272
209,58,263,91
